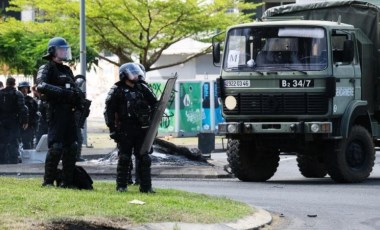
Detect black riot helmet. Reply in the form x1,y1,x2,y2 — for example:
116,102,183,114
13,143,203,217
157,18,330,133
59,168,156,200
18,81,31,93
42,37,72,61
119,62,146,82
137,63,146,81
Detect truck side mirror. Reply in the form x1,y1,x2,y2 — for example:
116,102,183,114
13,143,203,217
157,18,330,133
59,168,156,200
213,42,221,65
342,40,354,62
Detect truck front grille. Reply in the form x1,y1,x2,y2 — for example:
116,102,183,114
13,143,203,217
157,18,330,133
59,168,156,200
223,93,328,115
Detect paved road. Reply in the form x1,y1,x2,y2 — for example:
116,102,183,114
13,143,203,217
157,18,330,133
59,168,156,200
153,152,380,229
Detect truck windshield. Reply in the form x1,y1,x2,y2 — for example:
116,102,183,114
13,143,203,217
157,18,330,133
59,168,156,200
223,26,328,72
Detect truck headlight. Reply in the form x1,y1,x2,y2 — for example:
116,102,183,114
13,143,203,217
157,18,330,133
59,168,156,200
310,124,320,133
225,96,237,110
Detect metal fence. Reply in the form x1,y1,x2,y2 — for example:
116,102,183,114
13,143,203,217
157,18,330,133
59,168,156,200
0,75,34,87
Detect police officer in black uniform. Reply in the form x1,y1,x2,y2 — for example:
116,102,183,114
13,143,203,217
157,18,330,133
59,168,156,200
18,81,38,149
0,77,28,164
104,62,157,193
36,37,80,187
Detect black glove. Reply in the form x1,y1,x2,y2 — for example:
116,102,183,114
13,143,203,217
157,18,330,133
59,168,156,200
110,129,123,142
64,89,82,106
63,88,75,99
135,83,143,91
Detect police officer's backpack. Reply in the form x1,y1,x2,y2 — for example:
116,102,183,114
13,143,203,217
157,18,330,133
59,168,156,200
56,166,93,190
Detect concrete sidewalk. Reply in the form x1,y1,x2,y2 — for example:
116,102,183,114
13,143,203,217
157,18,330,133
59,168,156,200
0,148,231,179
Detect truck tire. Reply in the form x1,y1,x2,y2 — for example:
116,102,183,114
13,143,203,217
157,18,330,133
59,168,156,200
325,125,375,183
296,155,327,178
227,139,279,182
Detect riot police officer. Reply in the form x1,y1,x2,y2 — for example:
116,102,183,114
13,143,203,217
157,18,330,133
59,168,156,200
0,77,28,164
18,81,38,149
36,37,81,187
104,62,157,193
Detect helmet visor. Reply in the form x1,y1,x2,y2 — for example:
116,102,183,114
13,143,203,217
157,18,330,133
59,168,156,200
124,63,144,81
55,46,72,61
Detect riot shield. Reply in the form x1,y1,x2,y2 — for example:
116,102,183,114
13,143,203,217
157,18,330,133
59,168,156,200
139,74,177,155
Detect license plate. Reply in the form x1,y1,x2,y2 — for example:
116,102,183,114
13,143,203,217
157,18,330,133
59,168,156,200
280,79,314,88
224,80,250,88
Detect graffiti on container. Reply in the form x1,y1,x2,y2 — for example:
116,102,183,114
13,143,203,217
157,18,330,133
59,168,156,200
149,82,176,130
160,110,174,129
186,109,202,123
149,83,163,98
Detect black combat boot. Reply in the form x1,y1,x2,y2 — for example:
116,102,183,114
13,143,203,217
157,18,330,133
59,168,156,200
116,152,130,192
42,148,62,186
134,157,140,185
60,145,77,188
139,154,155,193
116,186,128,192
127,159,134,185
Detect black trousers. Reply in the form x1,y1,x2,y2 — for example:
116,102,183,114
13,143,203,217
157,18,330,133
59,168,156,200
20,126,35,149
0,118,20,164
43,104,78,186
116,127,152,190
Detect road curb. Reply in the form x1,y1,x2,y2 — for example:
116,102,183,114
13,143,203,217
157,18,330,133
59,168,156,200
225,208,272,230
130,208,272,230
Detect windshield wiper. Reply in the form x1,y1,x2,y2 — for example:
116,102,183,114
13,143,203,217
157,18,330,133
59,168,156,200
281,66,308,75
226,65,264,75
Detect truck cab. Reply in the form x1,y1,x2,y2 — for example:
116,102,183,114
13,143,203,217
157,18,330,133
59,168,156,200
214,19,376,183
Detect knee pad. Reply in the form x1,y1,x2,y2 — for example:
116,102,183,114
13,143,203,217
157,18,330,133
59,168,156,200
140,155,151,167
118,153,131,164
68,142,79,153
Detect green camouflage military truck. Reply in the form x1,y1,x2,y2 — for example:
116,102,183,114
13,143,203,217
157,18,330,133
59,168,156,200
214,1,380,183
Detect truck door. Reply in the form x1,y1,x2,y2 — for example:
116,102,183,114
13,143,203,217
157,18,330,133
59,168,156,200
332,31,358,114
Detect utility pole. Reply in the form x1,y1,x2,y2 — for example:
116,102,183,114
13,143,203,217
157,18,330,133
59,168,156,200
80,0,88,146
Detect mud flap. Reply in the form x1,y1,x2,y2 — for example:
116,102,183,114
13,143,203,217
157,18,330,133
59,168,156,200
139,74,177,156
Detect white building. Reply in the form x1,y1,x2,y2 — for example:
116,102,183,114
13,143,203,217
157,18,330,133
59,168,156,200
147,38,220,81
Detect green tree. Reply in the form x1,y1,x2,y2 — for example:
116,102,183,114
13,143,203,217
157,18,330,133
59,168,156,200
0,19,49,76
0,18,97,77
7,0,260,71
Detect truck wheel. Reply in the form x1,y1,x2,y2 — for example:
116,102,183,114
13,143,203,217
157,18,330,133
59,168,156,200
325,125,375,183
296,155,327,178
227,139,279,182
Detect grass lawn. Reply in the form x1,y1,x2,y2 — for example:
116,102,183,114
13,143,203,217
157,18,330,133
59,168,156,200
0,177,253,229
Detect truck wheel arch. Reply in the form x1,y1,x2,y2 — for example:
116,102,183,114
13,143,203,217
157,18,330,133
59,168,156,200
340,100,371,138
